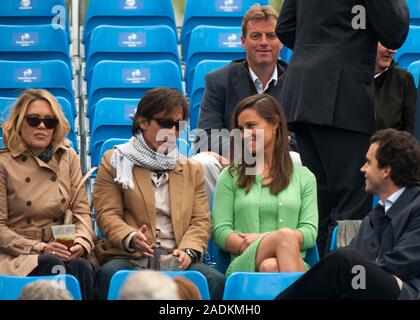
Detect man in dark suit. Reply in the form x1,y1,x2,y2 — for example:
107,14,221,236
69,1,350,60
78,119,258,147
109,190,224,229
276,129,420,300
276,0,410,256
195,5,287,158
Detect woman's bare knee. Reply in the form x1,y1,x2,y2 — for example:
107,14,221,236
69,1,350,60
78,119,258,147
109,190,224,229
258,258,279,272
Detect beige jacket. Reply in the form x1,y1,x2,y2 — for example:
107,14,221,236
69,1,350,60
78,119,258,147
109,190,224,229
93,151,211,265
0,143,95,275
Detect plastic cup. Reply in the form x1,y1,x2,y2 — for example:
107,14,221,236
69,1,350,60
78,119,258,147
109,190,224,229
51,224,75,250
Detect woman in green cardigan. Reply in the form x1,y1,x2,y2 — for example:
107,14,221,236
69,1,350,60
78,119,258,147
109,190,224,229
213,94,318,276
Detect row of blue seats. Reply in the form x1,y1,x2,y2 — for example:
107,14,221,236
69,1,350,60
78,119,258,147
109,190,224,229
0,269,304,300
0,0,70,39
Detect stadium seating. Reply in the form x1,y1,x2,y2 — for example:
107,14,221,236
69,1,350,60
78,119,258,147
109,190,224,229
408,60,420,88
87,60,183,118
0,24,71,70
0,60,76,118
0,137,3,149
0,0,70,40
223,272,304,300
0,274,82,300
85,25,180,83
394,26,420,69
181,0,269,59
408,0,420,26
281,46,293,62
107,270,211,300
330,225,338,252
84,0,177,48
185,26,245,95
89,98,137,167
189,60,230,130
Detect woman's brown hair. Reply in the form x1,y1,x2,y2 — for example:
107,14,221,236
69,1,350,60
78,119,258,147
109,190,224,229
229,94,293,195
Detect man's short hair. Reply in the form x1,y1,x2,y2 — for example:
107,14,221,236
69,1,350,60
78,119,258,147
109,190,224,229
371,129,420,187
242,5,278,37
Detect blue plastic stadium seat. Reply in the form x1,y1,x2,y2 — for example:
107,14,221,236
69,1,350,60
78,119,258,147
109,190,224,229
0,25,71,70
181,0,269,59
185,26,245,95
87,60,183,118
85,25,180,83
0,137,3,149
330,225,338,252
89,98,137,167
408,60,420,139
0,0,70,41
99,137,130,164
408,0,420,26
0,60,76,122
223,272,304,300
0,96,77,150
394,26,420,69
0,274,82,300
107,270,211,300
408,60,420,88
281,46,293,63
189,60,230,130
83,0,177,48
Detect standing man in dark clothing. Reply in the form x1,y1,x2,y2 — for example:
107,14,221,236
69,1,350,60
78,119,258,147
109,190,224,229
276,0,410,256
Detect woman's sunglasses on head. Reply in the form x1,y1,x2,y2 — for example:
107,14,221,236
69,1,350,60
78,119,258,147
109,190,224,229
25,115,59,129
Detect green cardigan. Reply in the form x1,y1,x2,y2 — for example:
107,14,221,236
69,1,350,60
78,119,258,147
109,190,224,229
212,164,318,258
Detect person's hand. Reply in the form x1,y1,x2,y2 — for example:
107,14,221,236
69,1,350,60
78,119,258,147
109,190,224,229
237,233,261,254
65,244,85,261
172,249,192,270
130,225,154,257
205,151,230,165
43,242,71,259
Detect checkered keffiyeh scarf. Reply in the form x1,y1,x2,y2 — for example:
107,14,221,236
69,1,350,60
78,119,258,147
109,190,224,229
110,132,179,190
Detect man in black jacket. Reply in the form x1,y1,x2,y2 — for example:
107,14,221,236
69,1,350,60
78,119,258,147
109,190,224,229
195,5,287,158
276,129,420,300
276,0,410,256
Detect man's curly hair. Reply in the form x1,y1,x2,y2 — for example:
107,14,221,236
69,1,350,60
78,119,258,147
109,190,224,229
371,129,420,187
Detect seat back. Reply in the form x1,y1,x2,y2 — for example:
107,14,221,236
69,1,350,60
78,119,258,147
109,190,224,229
185,26,245,94
0,24,71,70
223,272,304,300
394,26,420,69
0,274,82,300
408,60,420,139
408,0,420,26
0,0,70,40
189,60,230,130
87,60,183,117
181,0,269,59
84,0,176,46
85,25,180,83
107,270,210,300
0,60,75,115
89,98,137,167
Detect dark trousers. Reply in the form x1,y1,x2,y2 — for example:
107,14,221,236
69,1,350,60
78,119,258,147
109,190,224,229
29,255,96,300
276,247,401,300
96,258,226,300
294,123,373,257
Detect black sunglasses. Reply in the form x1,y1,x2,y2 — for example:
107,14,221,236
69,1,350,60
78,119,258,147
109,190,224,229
25,115,59,129
150,117,181,131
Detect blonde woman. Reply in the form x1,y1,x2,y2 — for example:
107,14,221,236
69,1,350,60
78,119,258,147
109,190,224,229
0,89,95,300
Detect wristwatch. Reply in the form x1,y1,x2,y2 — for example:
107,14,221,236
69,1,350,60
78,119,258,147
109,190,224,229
183,248,199,263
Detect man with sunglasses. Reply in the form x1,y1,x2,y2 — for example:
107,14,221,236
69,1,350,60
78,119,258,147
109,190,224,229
94,88,226,300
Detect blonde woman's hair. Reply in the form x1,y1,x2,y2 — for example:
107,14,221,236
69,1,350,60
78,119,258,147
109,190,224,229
2,89,70,154
242,5,278,37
